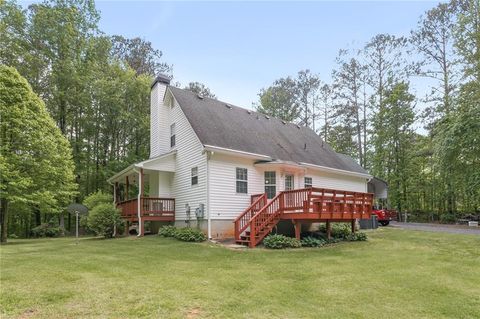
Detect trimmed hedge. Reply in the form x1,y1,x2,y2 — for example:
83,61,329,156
263,234,301,249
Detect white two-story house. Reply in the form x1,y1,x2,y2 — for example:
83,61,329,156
108,74,377,247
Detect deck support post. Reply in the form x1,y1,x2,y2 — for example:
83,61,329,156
326,220,331,239
351,219,356,234
124,220,129,236
293,220,301,240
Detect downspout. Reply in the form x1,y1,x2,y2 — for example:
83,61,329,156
133,167,142,237
206,151,211,239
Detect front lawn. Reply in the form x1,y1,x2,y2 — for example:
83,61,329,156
1,228,479,318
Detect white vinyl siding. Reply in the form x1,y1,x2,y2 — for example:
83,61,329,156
209,153,264,220
169,95,207,221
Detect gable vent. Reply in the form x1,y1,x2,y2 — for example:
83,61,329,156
197,94,204,100
225,103,232,109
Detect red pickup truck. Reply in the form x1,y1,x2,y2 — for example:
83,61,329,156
372,208,397,226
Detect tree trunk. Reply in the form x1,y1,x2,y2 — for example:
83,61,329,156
0,199,8,243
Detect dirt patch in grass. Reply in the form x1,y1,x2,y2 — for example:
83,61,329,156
186,307,202,319
18,309,38,319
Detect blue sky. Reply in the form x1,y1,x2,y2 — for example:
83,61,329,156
19,0,439,109
93,1,439,108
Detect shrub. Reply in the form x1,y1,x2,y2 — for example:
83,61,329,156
319,223,352,239
8,234,19,239
83,191,112,210
158,225,177,237
439,213,456,224
346,232,368,241
263,234,301,249
301,236,325,247
173,227,207,242
87,203,122,238
31,223,64,238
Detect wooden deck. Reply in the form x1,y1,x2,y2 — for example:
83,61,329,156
234,188,374,247
116,197,175,222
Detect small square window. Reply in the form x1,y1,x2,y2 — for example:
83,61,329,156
304,177,312,188
191,167,198,185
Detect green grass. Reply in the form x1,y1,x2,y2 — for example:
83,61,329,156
1,228,479,319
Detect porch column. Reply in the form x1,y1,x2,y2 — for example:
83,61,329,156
326,220,331,240
137,168,144,237
293,220,301,240
125,176,129,201
114,182,118,204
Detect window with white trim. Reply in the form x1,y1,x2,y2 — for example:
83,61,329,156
236,168,248,194
170,123,176,147
191,167,198,185
285,174,294,191
264,171,276,199
304,177,313,188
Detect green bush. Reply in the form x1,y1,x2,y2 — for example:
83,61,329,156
87,203,122,238
439,213,456,224
31,223,64,238
346,232,368,241
173,227,207,242
83,191,112,210
301,236,326,247
158,225,177,237
263,234,301,249
8,234,19,239
319,223,352,239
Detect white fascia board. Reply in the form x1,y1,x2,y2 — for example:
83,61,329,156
203,145,272,161
107,164,136,183
299,162,372,179
136,150,177,167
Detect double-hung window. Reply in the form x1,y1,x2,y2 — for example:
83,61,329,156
191,167,198,186
170,123,176,147
264,171,276,199
304,177,313,188
236,168,248,194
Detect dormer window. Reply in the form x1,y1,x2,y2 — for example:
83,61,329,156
170,123,176,147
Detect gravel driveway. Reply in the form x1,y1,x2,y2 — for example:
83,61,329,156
390,221,480,235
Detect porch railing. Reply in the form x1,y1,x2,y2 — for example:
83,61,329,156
116,197,175,219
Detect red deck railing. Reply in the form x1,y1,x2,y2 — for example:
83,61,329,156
116,197,175,220
234,193,267,241
234,187,373,247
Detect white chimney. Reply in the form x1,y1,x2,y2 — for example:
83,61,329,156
150,74,171,158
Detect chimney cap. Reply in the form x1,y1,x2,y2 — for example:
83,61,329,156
151,73,171,89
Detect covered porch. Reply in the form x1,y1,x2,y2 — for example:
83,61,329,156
107,152,176,236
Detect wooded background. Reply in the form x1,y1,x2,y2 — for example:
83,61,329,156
1,0,479,238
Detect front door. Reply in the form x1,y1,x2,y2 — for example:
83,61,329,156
285,174,294,191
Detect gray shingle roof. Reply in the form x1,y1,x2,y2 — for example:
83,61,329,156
169,86,368,175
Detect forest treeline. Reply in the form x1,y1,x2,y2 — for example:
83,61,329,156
255,0,480,222
0,0,479,239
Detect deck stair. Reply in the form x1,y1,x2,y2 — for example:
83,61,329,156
234,188,373,247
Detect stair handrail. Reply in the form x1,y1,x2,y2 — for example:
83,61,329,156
248,192,284,247
234,193,267,240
